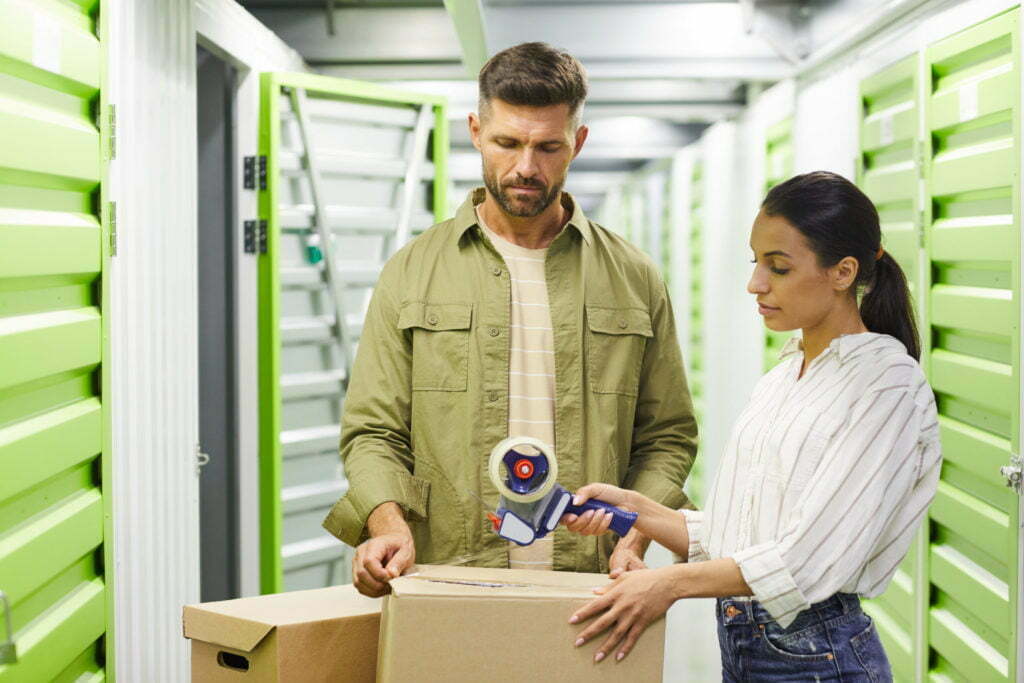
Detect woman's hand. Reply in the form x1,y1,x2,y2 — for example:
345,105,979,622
569,565,680,663
559,483,633,536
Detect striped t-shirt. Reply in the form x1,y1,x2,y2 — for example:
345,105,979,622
477,208,556,570
683,332,941,627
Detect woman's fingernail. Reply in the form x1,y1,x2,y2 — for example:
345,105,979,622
616,652,625,661
595,652,605,663
569,615,579,624
573,495,582,505
575,638,584,647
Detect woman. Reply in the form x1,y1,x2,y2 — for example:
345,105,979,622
562,171,940,681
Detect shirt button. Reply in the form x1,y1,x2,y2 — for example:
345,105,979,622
488,327,500,337
487,391,500,402
618,318,628,329
492,266,502,277
427,314,439,326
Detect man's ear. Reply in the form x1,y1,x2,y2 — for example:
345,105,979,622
831,256,860,292
469,112,482,152
573,125,589,159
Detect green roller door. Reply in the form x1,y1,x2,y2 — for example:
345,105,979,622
259,73,447,594
858,54,926,683
0,0,111,681
687,158,706,504
763,118,794,370
925,10,1019,681
660,172,672,286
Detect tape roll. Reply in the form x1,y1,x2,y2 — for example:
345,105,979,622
488,436,557,503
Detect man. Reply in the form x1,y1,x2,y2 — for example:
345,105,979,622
323,42,697,597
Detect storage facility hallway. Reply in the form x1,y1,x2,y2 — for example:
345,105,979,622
1,0,1022,681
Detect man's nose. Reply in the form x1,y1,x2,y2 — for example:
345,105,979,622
513,149,539,178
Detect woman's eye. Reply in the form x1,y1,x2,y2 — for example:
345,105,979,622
771,267,790,275
749,259,757,264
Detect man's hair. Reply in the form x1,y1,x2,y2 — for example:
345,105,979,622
478,42,588,123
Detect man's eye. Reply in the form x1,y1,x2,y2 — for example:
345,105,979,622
541,144,561,153
496,140,516,149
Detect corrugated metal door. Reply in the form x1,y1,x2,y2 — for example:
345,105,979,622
858,53,925,683
0,0,110,680
925,10,1020,680
763,118,794,370
259,73,447,593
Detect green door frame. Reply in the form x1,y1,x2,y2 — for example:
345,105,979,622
257,72,448,594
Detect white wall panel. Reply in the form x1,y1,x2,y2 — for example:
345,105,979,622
699,122,763,484
106,0,198,679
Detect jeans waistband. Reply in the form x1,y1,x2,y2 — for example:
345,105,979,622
717,593,861,629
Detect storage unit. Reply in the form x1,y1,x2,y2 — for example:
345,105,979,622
0,0,111,680
688,157,705,423
853,10,1023,681
857,53,926,683
258,72,447,594
925,10,1020,680
762,118,794,371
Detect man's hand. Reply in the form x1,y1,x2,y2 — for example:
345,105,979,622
352,502,415,597
609,528,650,579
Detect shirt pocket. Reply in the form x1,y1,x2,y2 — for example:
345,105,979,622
398,302,473,391
586,305,653,397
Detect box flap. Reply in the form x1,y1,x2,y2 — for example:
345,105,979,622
183,585,382,652
183,606,275,652
390,564,611,600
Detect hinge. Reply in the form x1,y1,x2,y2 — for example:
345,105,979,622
244,220,256,254
258,219,268,254
1000,454,1023,496
258,155,267,190
243,156,256,190
108,201,117,256
107,104,116,161
0,590,15,665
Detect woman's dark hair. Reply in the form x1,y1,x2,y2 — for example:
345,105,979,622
762,171,920,361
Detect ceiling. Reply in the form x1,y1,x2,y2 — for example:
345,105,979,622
239,0,883,211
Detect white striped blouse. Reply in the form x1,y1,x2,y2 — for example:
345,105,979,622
683,332,942,628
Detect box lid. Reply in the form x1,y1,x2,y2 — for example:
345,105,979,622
183,585,381,652
389,565,611,600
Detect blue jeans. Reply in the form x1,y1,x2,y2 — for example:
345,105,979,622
716,593,893,682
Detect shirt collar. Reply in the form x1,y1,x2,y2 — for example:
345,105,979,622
778,332,901,363
453,187,593,246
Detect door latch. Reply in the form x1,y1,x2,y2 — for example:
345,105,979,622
0,590,16,665
1000,453,1023,495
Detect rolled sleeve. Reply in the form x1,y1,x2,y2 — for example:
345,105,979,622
323,471,430,546
733,542,808,628
321,263,424,546
681,509,711,563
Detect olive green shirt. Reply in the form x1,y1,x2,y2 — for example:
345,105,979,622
323,189,697,572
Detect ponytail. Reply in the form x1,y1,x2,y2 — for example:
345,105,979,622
762,172,921,361
860,252,920,361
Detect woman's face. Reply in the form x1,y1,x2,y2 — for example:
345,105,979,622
747,209,852,332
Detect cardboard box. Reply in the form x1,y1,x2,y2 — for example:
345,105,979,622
183,585,381,682
378,565,665,682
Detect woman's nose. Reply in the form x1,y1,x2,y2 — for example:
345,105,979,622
747,267,768,295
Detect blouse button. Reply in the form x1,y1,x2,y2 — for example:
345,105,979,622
427,314,439,326
488,327,500,337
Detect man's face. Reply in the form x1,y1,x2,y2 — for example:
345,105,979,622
469,99,588,218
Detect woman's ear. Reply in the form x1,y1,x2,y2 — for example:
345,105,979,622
831,256,860,292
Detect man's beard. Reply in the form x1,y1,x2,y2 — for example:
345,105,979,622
482,163,564,218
